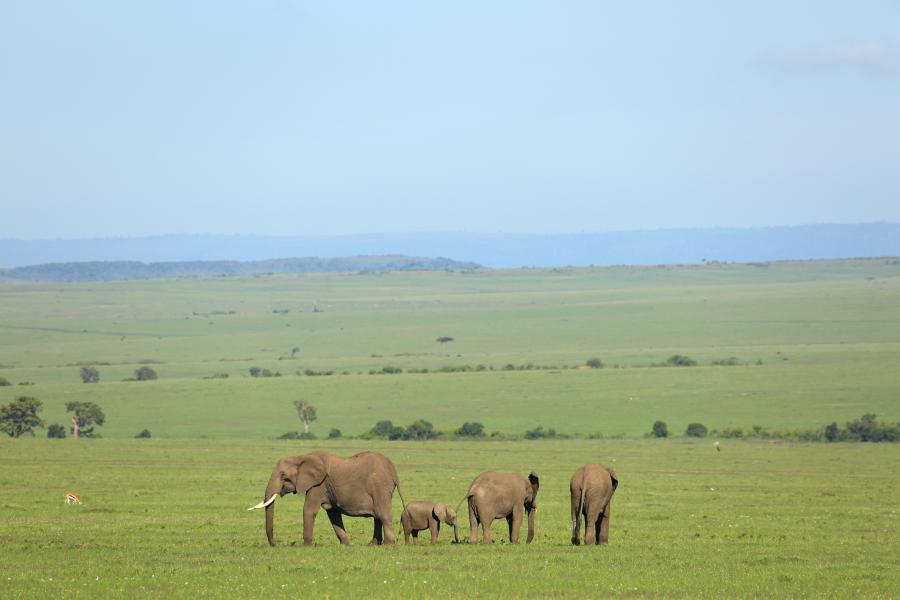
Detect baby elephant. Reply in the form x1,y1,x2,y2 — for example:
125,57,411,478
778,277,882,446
570,463,618,545
400,501,459,544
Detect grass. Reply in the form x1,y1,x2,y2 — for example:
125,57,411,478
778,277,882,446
0,438,897,598
1,259,899,597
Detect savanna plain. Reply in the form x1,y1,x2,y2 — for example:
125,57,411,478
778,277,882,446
1,260,899,598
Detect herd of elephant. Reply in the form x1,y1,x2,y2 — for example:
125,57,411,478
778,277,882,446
247,450,618,546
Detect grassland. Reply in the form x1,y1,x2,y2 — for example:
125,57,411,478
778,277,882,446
1,259,899,597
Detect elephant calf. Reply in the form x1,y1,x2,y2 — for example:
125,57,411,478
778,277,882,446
400,500,459,544
570,463,618,545
463,471,539,544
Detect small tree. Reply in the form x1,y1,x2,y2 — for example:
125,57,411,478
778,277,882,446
0,396,45,438
824,422,839,442
66,401,106,439
135,429,152,438
652,420,669,438
456,422,485,437
685,423,708,437
586,357,604,369
134,366,158,381
80,366,100,384
47,423,66,438
666,355,697,367
293,400,318,434
369,420,406,440
0,376,11,386
436,336,454,344
405,419,437,440
328,428,342,439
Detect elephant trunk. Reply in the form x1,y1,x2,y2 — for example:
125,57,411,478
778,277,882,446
264,472,281,547
526,507,536,544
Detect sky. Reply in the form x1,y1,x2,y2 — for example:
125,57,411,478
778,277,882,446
1,1,899,239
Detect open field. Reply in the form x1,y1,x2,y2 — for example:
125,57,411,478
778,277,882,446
1,438,898,598
1,259,899,438
1,259,899,597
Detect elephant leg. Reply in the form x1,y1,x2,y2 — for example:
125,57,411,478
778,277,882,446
571,489,582,545
370,517,384,545
376,503,396,545
430,520,440,545
468,498,480,544
505,514,514,542
599,501,611,544
411,529,419,544
401,515,411,544
510,505,524,544
326,509,351,546
302,497,320,546
584,505,601,545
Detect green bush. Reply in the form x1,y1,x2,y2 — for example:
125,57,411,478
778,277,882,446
47,423,66,438
666,355,697,367
841,414,900,442
711,357,739,366
456,422,485,437
651,421,669,438
0,377,11,387
405,419,437,440
685,423,708,437
718,427,744,439
586,357,604,369
328,428,342,439
524,426,557,440
135,429,152,438
278,431,317,440
381,366,403,374
134,366,158,381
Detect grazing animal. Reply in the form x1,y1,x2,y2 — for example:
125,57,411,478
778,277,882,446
714,441,721,451
570,463,618,545
461,471,539,544
400,500,459,544
64,492,82,505
247,451,406,546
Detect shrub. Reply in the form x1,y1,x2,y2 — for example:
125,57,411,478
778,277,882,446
586,357,604,369
47,423,66,438
718,427,744,439
278,431,317,440
842,414,900,442
711,357,739,366
134,366,158,381
381,366,403,374
135,429,152,438
328,428,342,439
666,355,697,367
250,367,274,377
0,377,10,387
436,336,454,344
824,422,839,442
524,426,557,440
456,422,485,437
204,372,229,379
405,419,437,440
80,366,100,383
368,420,407,440
651,420,669,438
685,423,708,437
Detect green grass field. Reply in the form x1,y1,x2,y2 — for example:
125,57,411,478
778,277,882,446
1,260,899,597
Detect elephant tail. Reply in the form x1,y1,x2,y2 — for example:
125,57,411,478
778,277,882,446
574,472,587,540
394,479,408,512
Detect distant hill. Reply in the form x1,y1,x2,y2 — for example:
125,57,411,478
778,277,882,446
0,255,481,283
1,223,898,269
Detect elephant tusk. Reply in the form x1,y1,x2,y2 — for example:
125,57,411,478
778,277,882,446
247,493,278,511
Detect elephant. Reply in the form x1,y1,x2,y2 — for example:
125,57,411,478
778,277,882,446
400,500,460,544
461,471,539,544
247,451,406,547
570,463,618,545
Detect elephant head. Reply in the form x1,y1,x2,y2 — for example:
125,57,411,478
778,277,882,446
247,453,326,547
433,502,459,543
526,471,540,543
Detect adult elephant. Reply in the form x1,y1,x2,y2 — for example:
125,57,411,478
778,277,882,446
247,451,406,546
570,463,618,545
462,471,539,544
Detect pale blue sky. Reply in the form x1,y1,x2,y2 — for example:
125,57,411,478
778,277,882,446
1,1,898,238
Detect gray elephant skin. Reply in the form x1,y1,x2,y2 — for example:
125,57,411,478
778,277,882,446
400,500,460,544
462,471,539,544
570,463,618,545
249,451,406,546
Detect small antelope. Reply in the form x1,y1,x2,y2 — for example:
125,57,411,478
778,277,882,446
64,492,82,505
714,441,721,452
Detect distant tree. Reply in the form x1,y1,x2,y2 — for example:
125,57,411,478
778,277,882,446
652,421,669,438
405,419,437,440
824,422,839,442
134,366,158,381
524,425,557,440
291,346,301,358
328,428,342,439
456,422,485,438
369,420,406,440
586,357,604,369
66,401,106,439
293,400,318,434
0,396,45,438
436,336,454,344
135,429,152,438
0,376,11,386
80,366,100,384
47,423,66,438
666,355,697,367
685,423,708,437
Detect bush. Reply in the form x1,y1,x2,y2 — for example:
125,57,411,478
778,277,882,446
0,377,11,386
718,427,744,439
47,424,66,439
842,414,900,442
249,367,275,377
586,357,604,369
711,357,740,366
685,423,708,437
278,431,317,440
524,426,557,440
824,422,839,442
204,372,229,379
80,366,100,383
134,366,158,381
381,366,403,374
135,429,152,438
666,355,697,367
328,428,342,439
456,422,485,437
651,420,669,438
405,419,437,440
368,420,407,440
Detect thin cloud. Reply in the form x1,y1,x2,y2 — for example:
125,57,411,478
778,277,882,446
764,40,895,74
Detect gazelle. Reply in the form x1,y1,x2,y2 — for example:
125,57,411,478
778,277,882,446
64,492,82,505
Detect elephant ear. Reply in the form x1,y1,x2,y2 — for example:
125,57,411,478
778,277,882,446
607,467,619,492
432,503,447,523
294,454,327,492
528,471,540,504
